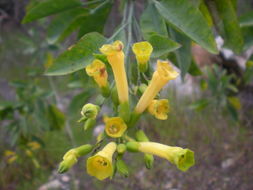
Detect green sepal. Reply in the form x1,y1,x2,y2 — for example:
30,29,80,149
137,84,148,96
100,85,110,98
138,62,148,72
117,144,126,154
93,53,108,64
126,141,140,152
116,158,129,177
84,118,96,131
74,144,93,157
58,155,77,174
144,154,154,169
128,112,141,128
135,130,149,142
111,86,119,106
77,116,88,123
118,101,130,122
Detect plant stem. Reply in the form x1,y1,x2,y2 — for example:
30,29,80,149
48,77,76,146
89,0,110,14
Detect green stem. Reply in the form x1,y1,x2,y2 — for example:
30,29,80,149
82,0,103,6
107,22,129,42
125,0,134,58
124,135,135,142
89,0,110,14
48,77,76,146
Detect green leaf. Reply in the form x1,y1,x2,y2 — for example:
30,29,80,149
45,32,106,76
68,90,94,115
78,2,112,39
188,60,202,76
242,27,253,50
47,8,88,44
148,34,181,58
169,28,191,79
154,0,218,54
214,0,244,53
23,0,82,23
189,99,209,111
140,3,167,40
239,11,253,27
56,16,86,42
47,104,65,130
199,0,213,27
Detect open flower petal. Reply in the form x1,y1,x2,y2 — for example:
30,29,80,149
104,117,127,138
148,99,170,120
87,142,116,180
132,41,153,65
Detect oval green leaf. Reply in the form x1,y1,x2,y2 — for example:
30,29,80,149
154,0,218,54
45,32,106,76
22,0,82,23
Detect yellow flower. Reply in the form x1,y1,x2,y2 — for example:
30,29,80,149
148,99,170,120
4,150,18,164
228,96,241,110
86,59,108,88
132,41,153,72
100,41,128,103
137,142,195,172
104,117,127,138
87,142,116,180
135,60,179,114
4,150,16,157
28,141,41,151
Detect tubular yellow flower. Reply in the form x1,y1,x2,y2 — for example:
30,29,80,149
148,99,170,120
27,141,41,151
135,60,179,114
87,142,116,180
137,142,195,172
104,117,127,138
132,41,153,72
86,59,108,88
4,150,18,164
99,41,128,103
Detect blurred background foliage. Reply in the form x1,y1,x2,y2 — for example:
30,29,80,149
0,0,253,189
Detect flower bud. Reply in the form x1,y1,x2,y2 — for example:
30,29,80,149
135,130,154,169
58,144,93,174
144,154,154,169
58,154,77,173
116,158,129,177
81,103,100,119
117,144,126,154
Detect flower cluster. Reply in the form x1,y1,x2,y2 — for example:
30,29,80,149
58,40,195,180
